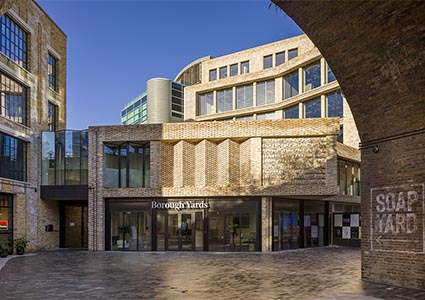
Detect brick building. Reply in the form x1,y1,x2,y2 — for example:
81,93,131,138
0,0,66,252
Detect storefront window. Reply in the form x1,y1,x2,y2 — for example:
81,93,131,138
108,201,152,251
273,199,300,251
208,199,259,252
303,201,326,248
0,194,13,253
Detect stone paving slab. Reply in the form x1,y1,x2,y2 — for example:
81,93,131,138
0,247,424,300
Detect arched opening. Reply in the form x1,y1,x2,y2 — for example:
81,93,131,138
272,0,425,289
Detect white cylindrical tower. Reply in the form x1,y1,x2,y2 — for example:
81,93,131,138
147,78,171,123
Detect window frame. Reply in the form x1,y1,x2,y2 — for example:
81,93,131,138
47,102,58,131
48,53,58,92
209,69,217,81
263,55,273,69
0,14,28,70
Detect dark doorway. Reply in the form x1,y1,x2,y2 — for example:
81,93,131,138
60,202,88,248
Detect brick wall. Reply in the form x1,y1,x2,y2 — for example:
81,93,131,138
0,0,67,251
88,118,343,250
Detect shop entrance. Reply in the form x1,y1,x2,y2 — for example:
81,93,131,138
166,210,203,251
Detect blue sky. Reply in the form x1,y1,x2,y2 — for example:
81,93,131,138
38,0,303,130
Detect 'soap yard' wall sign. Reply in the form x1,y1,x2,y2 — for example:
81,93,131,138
371,183,424,254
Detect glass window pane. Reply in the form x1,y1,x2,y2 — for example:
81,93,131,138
276,52,285,66
0,132,26,181
241,61,249,74
288,48,298,60
284,105,299,119
217,88,232,113
219,66,227,79
304,98,321,118
263,55,272,69
230,64,238,76
303,61,320,92
327,63,336,83
209,69,217,81
104,144,119,188
283,71,299,99
303,61,321,92
198,92,214,116
326,91,343,117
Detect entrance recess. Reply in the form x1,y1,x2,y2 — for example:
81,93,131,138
166,210,203,251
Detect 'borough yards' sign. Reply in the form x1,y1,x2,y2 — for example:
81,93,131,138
371,184,424,253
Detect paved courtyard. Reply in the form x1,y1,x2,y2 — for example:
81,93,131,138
0,247,424,300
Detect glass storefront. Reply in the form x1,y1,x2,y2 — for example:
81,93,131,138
106,198,260,252
273,198,328,251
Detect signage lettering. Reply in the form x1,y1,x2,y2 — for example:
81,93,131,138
151,201,209,211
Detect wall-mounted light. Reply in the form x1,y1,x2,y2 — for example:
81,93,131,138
372,145,379,153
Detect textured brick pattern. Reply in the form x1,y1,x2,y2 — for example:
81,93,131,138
0,0,66,252
88,118,349,251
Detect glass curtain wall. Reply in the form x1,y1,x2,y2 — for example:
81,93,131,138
41,130,88,185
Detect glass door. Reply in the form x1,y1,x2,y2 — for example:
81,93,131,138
166,210,202,251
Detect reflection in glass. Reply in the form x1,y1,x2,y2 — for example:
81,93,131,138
219,66,227,79
208,199,259,252
284,105,299,119
326,91,343,117
198,92,214,115
276,51,285,66
256,80,275,105
263,55,273,69
230,64,238,76
273,199,300,250
288,48,298,60
241,61,249,74
209,69,217,81
217,88,233,113
236,84,253,109
283,71,299,99
303,61,321,91
304,98,321,118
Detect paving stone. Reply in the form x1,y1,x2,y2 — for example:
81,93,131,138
0,247,424,300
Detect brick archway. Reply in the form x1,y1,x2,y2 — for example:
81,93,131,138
272,0,425,289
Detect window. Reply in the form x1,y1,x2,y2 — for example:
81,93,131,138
0,72,28,125
257,112,275,120
0,194,13,253
209,69,217,81
241,61,249,74
283,71,299,99
236,84,253,109
284,105,299,119
0,132,26,181
326,91,343,117
236,115,253,121
288,48,298,60
217,88,233,113
263,55,273,69
104,143,150,188
276,52,285,66
337,125,344,143
338,159,360,196
303,61,321,92
0,15,28,69
256,80,275,105
327,63,336,83
219,66,227,79
304,98,321,118
48,54,58,91
230,64,238,76
171,83,184,119
198,92,214,115
48,102,58,131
